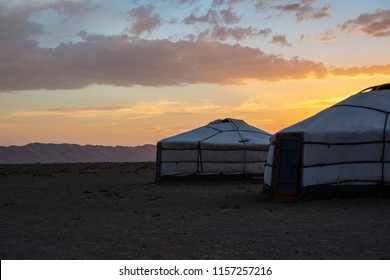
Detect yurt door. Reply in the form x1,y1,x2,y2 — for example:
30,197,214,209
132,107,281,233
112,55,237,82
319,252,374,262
272,133,303,200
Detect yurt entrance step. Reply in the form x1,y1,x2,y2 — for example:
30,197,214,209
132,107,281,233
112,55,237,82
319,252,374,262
272,133,303,202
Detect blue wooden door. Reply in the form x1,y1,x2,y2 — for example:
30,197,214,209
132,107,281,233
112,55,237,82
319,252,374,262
273,134,303,197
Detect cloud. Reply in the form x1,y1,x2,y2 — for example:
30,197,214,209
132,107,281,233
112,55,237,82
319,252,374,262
274,1,331,22
0,7,42,41
136,126,161,131
212,0,248,6
37,0,97,17
339,9,390,37
329,64,390,77
270,35,292,46
1,104,134,119
182,4,270,42
254,0,277,10
220,8,241,24
202,26,271,41
212,0,225,6
232,101,268,113
283,95,351,109
184,7,241,26
318,30,336,42
172,0,198,6
0,33,332,91
1,100,225,120
127,5,161,35
184,9,219,25
319,9,390,41
0,0,96,41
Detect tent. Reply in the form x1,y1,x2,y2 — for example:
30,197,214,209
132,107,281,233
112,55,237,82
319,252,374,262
156,118,271,181
263,83,390,201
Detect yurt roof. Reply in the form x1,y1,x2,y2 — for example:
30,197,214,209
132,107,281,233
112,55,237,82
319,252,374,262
159,118,271,149
275,83,390,143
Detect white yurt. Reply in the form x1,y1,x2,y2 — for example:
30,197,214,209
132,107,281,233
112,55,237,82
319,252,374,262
264,83,390,201
156,118,271,181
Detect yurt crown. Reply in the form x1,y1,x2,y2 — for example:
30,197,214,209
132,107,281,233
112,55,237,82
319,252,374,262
359,83,390,93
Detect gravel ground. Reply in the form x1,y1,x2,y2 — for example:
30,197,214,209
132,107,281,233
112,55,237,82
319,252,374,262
1,163,390,260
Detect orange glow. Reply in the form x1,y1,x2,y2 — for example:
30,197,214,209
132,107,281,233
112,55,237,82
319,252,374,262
0,76,389,146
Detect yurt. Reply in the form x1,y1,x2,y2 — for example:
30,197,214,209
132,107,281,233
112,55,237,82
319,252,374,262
156,118,271,181
264,83,390,201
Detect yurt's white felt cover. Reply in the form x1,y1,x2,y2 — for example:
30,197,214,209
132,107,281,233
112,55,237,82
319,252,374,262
264,85,390,189
156,118,271,178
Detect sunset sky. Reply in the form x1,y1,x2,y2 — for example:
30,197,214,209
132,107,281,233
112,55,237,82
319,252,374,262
0,0,389,147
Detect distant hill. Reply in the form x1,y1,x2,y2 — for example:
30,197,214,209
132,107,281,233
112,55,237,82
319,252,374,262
0,143,156,164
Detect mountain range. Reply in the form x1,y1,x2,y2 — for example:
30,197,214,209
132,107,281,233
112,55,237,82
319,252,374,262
0,143,156,164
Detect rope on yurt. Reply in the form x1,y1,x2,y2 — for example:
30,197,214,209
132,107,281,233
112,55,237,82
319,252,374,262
332,104,388,114
196,141,204,174
308,102,390,185
196,131,223,175
229,119,248,175
381,113,389,185
155,142,162,182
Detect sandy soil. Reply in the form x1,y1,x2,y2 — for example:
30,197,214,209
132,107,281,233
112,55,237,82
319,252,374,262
1,163,390,260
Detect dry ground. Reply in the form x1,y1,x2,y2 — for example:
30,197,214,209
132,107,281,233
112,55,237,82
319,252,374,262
1,163,390,260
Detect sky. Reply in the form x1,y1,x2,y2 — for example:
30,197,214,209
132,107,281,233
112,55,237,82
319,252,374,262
0,0,389,147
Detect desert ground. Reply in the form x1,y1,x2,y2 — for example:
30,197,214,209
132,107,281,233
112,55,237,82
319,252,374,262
1,162,390,260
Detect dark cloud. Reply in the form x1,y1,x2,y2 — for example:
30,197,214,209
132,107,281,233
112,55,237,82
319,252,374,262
254,0,277,10
276,3,300,12
172,0,198,5
212,0,247,6
184,7,242,26
220,8,241,24
208,26,271,41
37,0,96,17
0,0,96,41
181,5,264,43
270,35,292,46
0,8,42,41
227,0,247,5
319,9,390,42
127,5,161,35
340,9,390,37
0,34,331,91
274,1,331,22
0,1,387,92
183,10,219,25
212,0,225,6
